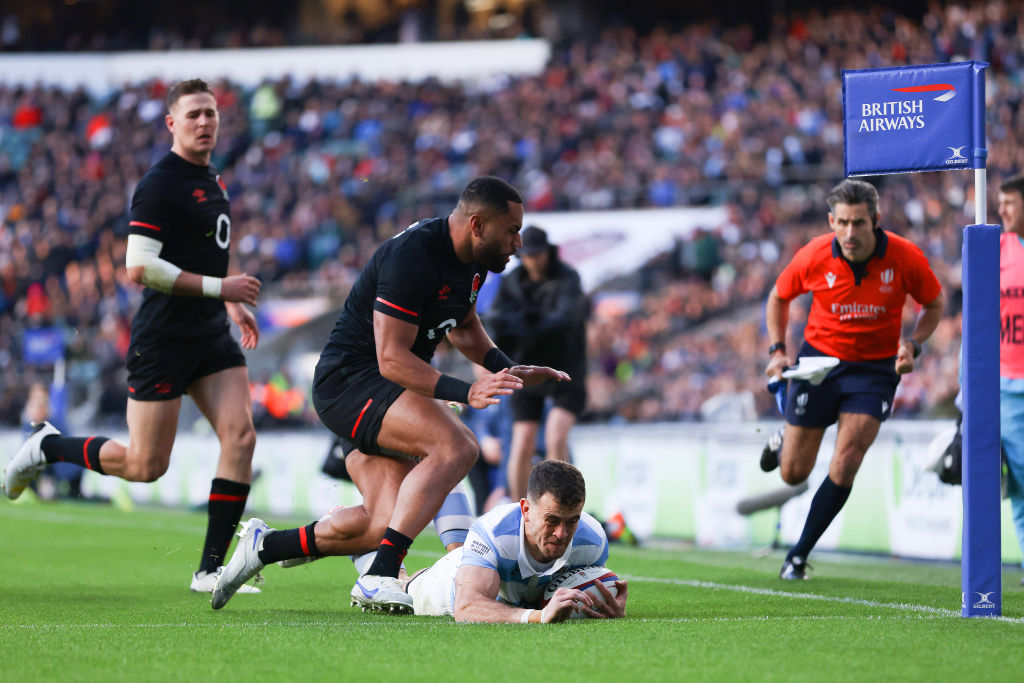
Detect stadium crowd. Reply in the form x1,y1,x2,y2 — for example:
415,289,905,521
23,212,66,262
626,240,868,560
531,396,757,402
0,0,553,52
1,1,1022,427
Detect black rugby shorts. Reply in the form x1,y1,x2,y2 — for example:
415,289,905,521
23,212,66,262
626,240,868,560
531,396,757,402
126,329,246,401
312,355,406,456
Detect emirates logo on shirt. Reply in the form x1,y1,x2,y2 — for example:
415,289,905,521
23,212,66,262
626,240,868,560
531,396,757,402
831,301,887,320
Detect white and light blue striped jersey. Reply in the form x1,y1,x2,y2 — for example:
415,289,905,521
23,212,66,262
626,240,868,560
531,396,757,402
458,502,609,608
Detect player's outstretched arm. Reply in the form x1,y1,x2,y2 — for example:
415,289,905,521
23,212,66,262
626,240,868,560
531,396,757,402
448,308,569,390
375,312,522,408
447,306,500,366
453,565,596,624
508,365,571,388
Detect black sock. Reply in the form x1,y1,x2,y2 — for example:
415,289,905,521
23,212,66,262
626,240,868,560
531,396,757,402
787,476,852,561
40,435,108,475
258,523,321,564
197,478,250,575
467,456,491,516
366,528,413,578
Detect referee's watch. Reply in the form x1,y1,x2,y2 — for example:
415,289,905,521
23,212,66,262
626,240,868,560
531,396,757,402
906,338,922,358
768,342,787,356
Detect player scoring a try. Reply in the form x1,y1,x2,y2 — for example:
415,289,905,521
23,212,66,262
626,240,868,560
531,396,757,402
212,176,571,613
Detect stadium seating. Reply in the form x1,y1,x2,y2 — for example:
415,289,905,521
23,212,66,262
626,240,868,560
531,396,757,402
1,0,1020,426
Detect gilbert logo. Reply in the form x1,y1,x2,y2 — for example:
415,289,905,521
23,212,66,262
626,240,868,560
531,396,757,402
892,83,956,102
972,591,997,609
945,146,968,165
825,272,837,289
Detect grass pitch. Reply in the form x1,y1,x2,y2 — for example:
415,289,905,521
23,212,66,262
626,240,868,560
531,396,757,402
1,500,1022,682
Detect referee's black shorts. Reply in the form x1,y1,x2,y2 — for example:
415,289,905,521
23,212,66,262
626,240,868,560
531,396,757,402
126,329,246,401
312,354,406,456
785,342,900,428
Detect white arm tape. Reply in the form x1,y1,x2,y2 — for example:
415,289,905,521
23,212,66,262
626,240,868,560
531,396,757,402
126,234,182,294
201,275,222,298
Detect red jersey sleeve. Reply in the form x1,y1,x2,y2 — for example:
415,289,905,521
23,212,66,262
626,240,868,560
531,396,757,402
774,240,818,301
897,238,942,305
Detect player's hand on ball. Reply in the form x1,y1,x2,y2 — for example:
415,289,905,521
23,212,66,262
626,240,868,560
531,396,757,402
468,369,523,409
540,587,595,623
221,273,261,306
509,365,571,388
575,579,628,619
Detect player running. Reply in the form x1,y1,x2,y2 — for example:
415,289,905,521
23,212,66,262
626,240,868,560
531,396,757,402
405,460,628,623
3,79,262,593
761,179,943,579
211,176,569,613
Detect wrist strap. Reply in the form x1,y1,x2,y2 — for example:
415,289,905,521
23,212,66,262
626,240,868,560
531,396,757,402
483,347,516,373
768,342,786,356
201,275,223,298
907,338,922,358
519,609,535,624
434,375,472,404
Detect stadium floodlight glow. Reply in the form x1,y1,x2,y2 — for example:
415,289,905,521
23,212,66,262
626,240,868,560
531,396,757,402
843,61,1000,618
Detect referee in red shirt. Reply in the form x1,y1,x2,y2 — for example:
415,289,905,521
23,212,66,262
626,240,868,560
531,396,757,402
762,179,944,579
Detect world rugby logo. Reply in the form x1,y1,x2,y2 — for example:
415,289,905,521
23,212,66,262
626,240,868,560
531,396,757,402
880,268,894,284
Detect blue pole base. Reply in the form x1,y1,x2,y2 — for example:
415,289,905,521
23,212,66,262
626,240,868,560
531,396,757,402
961,223,1002,617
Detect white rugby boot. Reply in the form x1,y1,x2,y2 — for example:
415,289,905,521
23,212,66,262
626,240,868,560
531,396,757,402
350,574,415,614
191,570,261,594
3,422,60,500
211,518,271,609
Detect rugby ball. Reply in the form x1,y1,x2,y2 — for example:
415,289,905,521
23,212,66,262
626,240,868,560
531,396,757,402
540,565,619,619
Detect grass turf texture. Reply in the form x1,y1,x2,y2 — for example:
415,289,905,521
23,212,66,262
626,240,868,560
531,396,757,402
2,500,1022,682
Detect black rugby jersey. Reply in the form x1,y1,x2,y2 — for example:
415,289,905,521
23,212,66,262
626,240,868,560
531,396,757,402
128,152,232,339
324,216,488,365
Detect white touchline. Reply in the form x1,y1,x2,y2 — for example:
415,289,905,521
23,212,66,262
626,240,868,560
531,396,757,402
623,575,1024,624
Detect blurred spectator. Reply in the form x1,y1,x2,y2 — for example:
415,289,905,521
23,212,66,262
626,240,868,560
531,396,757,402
487,226,589,499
